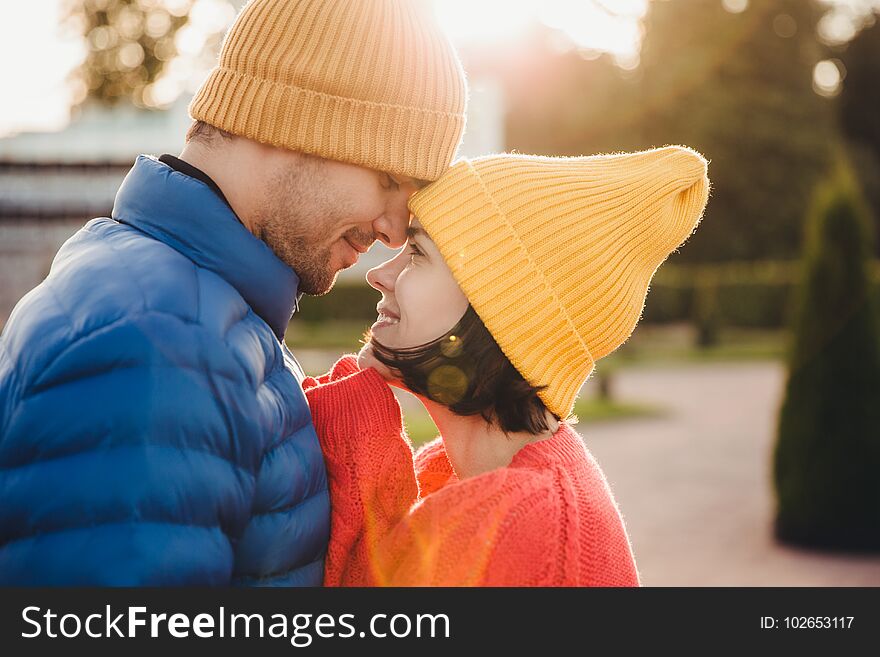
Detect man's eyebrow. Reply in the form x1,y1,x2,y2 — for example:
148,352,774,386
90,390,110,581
389,172,430,189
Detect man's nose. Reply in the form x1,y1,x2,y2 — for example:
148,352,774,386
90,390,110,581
374,188,415,248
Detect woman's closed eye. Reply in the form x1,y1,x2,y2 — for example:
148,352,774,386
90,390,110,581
408,242,424,260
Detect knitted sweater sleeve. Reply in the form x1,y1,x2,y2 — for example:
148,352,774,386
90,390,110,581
302,355,420,586
303,357,558,586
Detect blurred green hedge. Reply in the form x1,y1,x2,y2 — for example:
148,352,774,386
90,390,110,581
643,262,797,328
645,260,880,329
293,261,880,330
296,284,382,323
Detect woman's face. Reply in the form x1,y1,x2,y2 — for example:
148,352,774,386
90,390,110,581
358,219,468,378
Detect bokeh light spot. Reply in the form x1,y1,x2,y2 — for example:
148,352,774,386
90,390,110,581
813,59,842,97
773,13,797,39
427,365,469,405
440,335,464,358
722,0,749,14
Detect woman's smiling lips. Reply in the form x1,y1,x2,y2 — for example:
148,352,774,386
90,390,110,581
372,304,400,330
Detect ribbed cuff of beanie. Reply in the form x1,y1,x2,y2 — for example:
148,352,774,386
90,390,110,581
189,68,465,182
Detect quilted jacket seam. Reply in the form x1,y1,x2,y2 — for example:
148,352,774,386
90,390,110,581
1,517,235,549
250,486,327,520
27,310,197,392
0,441,258,477
83,223,150,314
233,552,325,584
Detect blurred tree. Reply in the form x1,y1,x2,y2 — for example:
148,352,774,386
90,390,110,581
840,17,880,159
502,0,838,263
596,368,613,401
839,16,880,231
65,0,194,108
773,155,880,551
692,271,721,348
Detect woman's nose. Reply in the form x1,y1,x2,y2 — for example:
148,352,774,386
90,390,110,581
366,246,408,292
366,261,394,293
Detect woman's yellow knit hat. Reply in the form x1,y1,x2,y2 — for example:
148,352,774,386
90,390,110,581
408,146,711,418
189,0,467,181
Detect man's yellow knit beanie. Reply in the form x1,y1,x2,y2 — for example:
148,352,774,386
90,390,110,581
189,0,467,181
408,146,711,418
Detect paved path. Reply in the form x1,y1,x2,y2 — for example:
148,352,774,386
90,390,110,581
579,361,880,586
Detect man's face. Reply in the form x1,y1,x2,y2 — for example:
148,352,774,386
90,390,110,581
254,150,423,295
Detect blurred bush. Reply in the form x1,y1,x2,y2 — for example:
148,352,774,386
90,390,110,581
773,155,880,551
645,261,801,329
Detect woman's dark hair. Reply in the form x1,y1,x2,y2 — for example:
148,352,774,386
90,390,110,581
368,305,560,435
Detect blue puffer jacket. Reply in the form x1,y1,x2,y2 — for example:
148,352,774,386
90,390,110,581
0,155,330,585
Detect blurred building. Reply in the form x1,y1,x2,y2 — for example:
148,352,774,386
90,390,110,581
0,79,504,324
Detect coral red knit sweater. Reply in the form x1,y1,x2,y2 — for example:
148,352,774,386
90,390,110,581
303,355,641,587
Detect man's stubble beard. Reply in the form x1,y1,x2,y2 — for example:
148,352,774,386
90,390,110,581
255,160,364,296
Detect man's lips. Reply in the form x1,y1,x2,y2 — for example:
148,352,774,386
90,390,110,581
343,236,369,254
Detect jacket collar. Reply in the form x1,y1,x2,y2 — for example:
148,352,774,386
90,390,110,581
112,155,302,340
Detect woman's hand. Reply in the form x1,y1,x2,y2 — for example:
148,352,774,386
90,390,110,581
303,354,404,444
357,342,396,382
302,353,360,390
